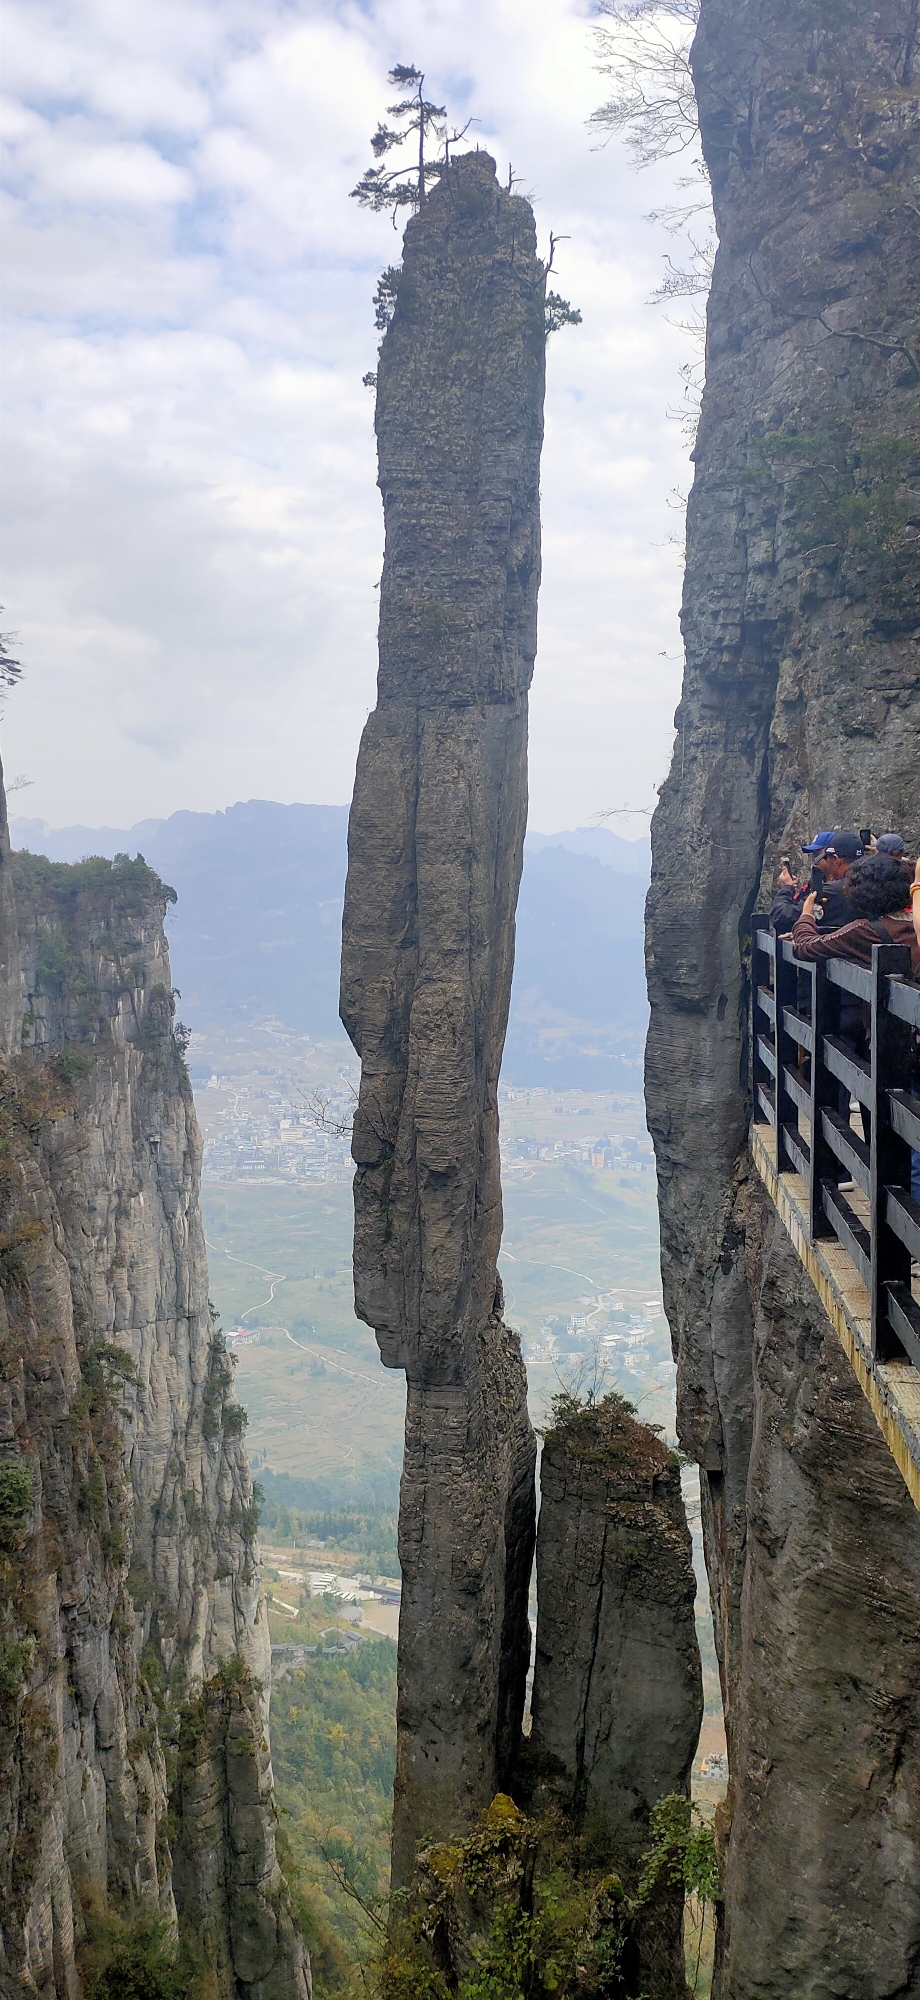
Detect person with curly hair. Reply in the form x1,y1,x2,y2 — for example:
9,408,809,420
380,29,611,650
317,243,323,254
791,854,919,1187
791,853,918,974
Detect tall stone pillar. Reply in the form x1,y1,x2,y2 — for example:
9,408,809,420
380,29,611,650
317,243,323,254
340,151,545,1886
530,1395,703,1996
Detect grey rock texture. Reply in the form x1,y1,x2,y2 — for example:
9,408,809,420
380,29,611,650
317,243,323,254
645,3,920,1993
0,831,308,1997
172,1666,308,2000
529,1395,702,1996
0,757,19,1058
340,151,545,1885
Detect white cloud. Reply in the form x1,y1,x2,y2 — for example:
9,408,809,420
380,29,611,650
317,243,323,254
1,0,694,835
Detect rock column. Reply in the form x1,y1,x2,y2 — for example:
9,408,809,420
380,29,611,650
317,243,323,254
0,805,308,1997
530,1395,702,1994
340,151,545,1885
645,1,920,1990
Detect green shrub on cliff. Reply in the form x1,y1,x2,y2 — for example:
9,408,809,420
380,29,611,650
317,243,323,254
0,1460,33,1551
376,1790,720,1999
82,1912,191,2000
377,1795,636,1999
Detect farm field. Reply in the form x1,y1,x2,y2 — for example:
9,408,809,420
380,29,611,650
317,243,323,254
194,1039,678,1492
193,1034,724,1768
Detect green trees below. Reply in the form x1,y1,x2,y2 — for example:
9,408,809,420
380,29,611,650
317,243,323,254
270,1639,398,1991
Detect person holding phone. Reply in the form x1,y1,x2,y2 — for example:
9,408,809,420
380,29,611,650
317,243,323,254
771,830,864,934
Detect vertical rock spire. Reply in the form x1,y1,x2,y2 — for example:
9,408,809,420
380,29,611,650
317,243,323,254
529,1394,703,1996
340,150,545,1883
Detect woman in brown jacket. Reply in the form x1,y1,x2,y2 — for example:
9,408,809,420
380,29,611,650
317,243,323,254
791,852,919,1190
791,853,919,978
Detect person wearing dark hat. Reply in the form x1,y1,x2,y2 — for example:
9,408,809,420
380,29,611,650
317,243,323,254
806,829,865,928
872,831,916,896
770,830,863,934
792,853,917,1150
791,853,917,972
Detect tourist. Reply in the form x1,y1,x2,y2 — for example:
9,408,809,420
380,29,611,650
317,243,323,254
805,830,866,929
791,852,918,975
769,859,808,934
792,855,919,1177
771,830,864,934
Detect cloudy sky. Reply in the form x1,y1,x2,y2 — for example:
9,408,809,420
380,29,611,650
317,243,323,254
2,0,700,837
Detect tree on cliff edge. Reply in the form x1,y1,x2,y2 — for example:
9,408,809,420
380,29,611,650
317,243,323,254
351,64,448,218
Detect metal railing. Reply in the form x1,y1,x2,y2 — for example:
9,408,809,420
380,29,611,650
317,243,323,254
752,919,920,1372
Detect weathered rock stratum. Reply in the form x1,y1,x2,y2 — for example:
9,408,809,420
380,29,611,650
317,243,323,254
0,763,308,1998
646,3,920,1993
529,1394,702,1994
340,150,545,1885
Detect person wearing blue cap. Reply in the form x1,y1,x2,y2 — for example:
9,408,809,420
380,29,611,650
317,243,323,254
770,830,864,934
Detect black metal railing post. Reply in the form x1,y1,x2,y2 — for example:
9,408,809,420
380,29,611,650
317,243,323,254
810,959,843,1240
774,937,800,1176
871,943,913,1361
750,923,920,1392
751,919,777,1131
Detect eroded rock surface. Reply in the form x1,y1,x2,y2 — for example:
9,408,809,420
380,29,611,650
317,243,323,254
645,4,920,1993
0,776,308,1998
340,151,545,1884
529,1395,702,1996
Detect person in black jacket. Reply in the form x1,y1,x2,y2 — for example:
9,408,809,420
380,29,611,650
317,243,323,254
770,861,808,934
770,829,864,933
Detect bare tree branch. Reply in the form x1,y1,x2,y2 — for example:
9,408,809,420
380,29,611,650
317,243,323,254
590,0,702,166
0,616,22,692
294,1086,356,1140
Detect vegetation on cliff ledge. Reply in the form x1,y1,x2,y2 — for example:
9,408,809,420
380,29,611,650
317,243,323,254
375,1791,719,2000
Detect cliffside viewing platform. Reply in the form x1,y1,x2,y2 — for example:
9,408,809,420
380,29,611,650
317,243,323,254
752,922,920,1509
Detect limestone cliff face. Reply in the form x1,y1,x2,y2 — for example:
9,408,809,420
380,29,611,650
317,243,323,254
0,767,19,1059
340,151,544,1885
0,784,308,1998
645,4,920,1993
529,1397,702,1997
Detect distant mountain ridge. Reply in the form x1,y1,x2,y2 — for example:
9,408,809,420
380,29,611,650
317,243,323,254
525,824,650,872
11,804,649,1086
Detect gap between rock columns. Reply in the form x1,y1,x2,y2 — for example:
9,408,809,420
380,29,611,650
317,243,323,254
340,152,545,1888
